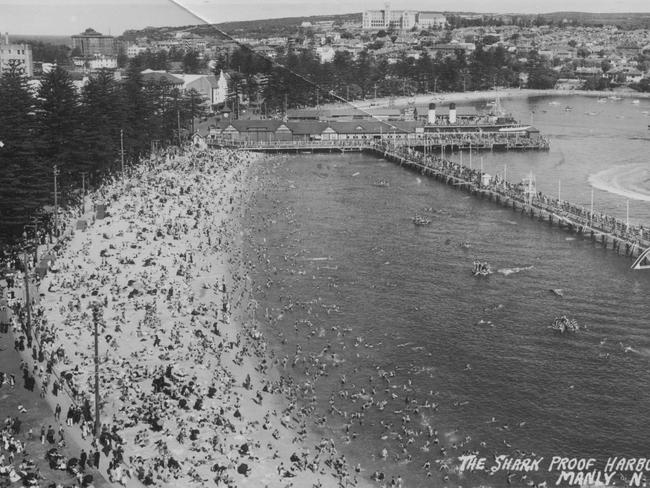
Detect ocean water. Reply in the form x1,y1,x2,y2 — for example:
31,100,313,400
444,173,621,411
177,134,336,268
242,95,650,487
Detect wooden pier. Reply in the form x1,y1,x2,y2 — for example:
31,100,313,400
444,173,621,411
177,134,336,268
370,142,649,261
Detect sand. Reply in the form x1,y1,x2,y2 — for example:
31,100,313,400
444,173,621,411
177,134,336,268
322,87,650,111
29,148,369,488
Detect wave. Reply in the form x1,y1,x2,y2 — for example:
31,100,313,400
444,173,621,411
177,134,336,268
589,164,650,202
497,265,534,276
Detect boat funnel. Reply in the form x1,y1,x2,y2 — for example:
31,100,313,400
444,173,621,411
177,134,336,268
449,103,457,124
428,103,436,124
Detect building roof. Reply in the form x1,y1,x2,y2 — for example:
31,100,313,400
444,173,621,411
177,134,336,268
286,121,331,135
72,28,112,39
140,70,184,85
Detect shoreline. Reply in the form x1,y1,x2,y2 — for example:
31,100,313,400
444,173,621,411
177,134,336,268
28,149,367,487
323,87,650,110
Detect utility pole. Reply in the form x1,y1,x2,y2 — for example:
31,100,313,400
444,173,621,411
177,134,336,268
53,165,59,237
177,110,182,148
283,93,288,120
347,85,350,100
590,188,594,226
469,143,472,170
120,129,125,176
81,172,88,215
191,92,195,136
374,84,377,99
92,304,101,436
22,246,31,340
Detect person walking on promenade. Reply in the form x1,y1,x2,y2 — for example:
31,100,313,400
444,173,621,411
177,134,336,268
80,449,87,471
93,449,100,469
40,425,45,444
54,403,61,420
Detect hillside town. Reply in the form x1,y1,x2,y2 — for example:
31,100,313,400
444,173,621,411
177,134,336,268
2,4,650,118
0,4,650,119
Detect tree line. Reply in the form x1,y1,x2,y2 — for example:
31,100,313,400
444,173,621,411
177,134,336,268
216,43,560,115
0,59,206,244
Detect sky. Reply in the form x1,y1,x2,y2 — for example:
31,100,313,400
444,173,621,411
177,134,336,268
1,0,650,36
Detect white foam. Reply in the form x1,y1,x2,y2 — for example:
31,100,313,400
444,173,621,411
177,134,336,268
497,265,534,276
588,164,650,202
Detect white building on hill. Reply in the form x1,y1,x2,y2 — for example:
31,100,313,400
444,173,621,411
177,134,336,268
0,32,33,77
362,3,446,31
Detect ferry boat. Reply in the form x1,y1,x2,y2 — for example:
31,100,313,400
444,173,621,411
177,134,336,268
423,98,536,137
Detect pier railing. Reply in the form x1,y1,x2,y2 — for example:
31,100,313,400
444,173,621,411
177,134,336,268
369,141,649,258
210,133,550,152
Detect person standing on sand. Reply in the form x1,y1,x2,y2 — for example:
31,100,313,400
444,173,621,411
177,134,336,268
80,449,87,470
93,449,100,469
46,425,55,444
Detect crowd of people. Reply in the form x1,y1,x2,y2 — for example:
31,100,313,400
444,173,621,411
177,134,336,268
1,147,364,488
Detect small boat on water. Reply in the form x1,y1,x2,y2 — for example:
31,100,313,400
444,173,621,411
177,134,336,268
564,106,573,112
373,179,390,187
472,260,492,277
550,315,579,333
608,95,622,101
597,98,607,103
412,214,431,226
632,99,640,104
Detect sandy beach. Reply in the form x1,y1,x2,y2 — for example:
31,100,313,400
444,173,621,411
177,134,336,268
11,149,370,487
323,87,650,111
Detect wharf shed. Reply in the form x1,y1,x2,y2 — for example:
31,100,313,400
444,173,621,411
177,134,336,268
203,118,418,144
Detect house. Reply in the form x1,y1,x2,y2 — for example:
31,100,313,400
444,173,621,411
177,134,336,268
0,33,33,77
178,74,220,107
427,42,475,58
417,13,446,29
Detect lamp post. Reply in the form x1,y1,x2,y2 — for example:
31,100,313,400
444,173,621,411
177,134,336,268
81,172,88,215
91,303,101,436
120,129,125,176
53,165,60,237
21,232,32,340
